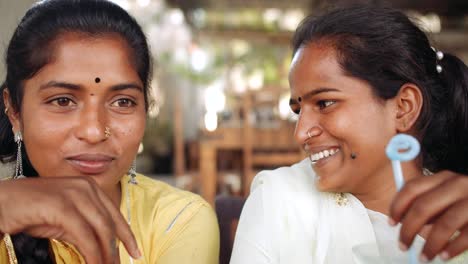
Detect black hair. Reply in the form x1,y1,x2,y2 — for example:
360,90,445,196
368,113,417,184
292,5,468,174
0,0,152,262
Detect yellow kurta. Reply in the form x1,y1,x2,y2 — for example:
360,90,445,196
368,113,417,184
0,174,220,264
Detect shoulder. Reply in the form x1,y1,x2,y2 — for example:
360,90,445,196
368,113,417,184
133,174,206,204
127,175,218,260
251,158,319,196
131,174,211,216
126,174,216,233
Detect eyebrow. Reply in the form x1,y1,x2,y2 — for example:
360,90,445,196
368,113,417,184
39,81,144,92
289,87,341,105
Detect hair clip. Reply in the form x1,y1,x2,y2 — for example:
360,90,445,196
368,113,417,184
431,46,444,73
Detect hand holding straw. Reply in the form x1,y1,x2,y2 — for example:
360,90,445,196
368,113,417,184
385,133,421,264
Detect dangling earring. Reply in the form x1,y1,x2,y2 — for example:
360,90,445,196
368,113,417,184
128,158,137,185
14,131,25,179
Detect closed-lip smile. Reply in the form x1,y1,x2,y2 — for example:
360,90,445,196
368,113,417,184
66,153,115,175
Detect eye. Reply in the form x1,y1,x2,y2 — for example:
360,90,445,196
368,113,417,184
111,98,136,108
317,100,336,109
49,97,75,107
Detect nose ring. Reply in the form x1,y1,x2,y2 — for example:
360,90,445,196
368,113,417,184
105,126,111,138
307,130,313,139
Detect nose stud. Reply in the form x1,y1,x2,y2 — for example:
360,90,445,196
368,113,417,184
105,126,111,138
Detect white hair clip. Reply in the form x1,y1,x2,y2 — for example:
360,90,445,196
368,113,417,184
431,46,444,73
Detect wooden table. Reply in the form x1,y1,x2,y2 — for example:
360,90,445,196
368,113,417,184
199,126,303,206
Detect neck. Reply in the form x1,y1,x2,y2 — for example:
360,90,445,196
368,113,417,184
353,161,423,216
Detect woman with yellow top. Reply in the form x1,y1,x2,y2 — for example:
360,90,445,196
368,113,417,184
0,0,219,263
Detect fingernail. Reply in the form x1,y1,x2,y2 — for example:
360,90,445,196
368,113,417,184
439,251,450,260
399,242,408,251
419,254,428,263
388,218,396,226
134,248,142,259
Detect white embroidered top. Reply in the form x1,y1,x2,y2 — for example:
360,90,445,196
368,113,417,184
230,159,466,264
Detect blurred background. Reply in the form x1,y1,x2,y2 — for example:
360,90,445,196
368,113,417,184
1,0,467,262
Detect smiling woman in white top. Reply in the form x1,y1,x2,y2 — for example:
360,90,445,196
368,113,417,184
231,5,468,264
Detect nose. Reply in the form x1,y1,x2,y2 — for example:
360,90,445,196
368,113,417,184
75,104,109,144
294,108,322,145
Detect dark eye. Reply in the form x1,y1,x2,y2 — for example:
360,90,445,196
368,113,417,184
51,97,74,107
318,100,336,109
111,98,136,108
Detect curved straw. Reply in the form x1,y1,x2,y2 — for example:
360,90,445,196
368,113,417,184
386,134,421,264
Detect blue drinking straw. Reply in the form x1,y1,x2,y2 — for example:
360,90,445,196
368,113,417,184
386,134,421,264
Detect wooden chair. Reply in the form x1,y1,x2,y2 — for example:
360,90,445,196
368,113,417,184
241,89,303,196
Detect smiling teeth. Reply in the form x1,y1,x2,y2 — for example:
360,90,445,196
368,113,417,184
311,148,340,163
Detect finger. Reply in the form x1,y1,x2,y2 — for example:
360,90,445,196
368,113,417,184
422,199,468,260
95,186,141,259
70,180,119,264
390,171,456,223
439,225,468,261
398,177,467,251
40,204,105,264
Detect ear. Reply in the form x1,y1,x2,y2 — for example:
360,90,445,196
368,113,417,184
394,83,423,132
2,88,22,133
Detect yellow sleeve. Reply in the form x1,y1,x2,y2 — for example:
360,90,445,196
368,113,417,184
155,204,220,264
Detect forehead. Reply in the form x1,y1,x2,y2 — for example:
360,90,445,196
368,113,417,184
50,32,134,68
288,42,377,101
289,43,343,92
29,33,141,86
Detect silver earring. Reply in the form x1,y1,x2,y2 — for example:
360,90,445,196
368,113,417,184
128,158,137,185
14,131,25,179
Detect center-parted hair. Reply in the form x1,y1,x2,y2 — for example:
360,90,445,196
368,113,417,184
292,5,468,174
0,0,152,262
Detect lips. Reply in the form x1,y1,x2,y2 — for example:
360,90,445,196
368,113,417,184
66,154,115,175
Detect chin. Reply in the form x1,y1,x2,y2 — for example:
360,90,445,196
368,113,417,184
315,178,346,193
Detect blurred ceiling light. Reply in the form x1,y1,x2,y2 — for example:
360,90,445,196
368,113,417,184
278,92,292,120
174,47,189,64
204,112,218,132
204,81,226,113
230,66,247,94
168,8,185,25
280,9,305,31
231,39,250,57
248,69,264,91
109,0,130,10
190,46,209,72
263,8,282,24
136,0,150,7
